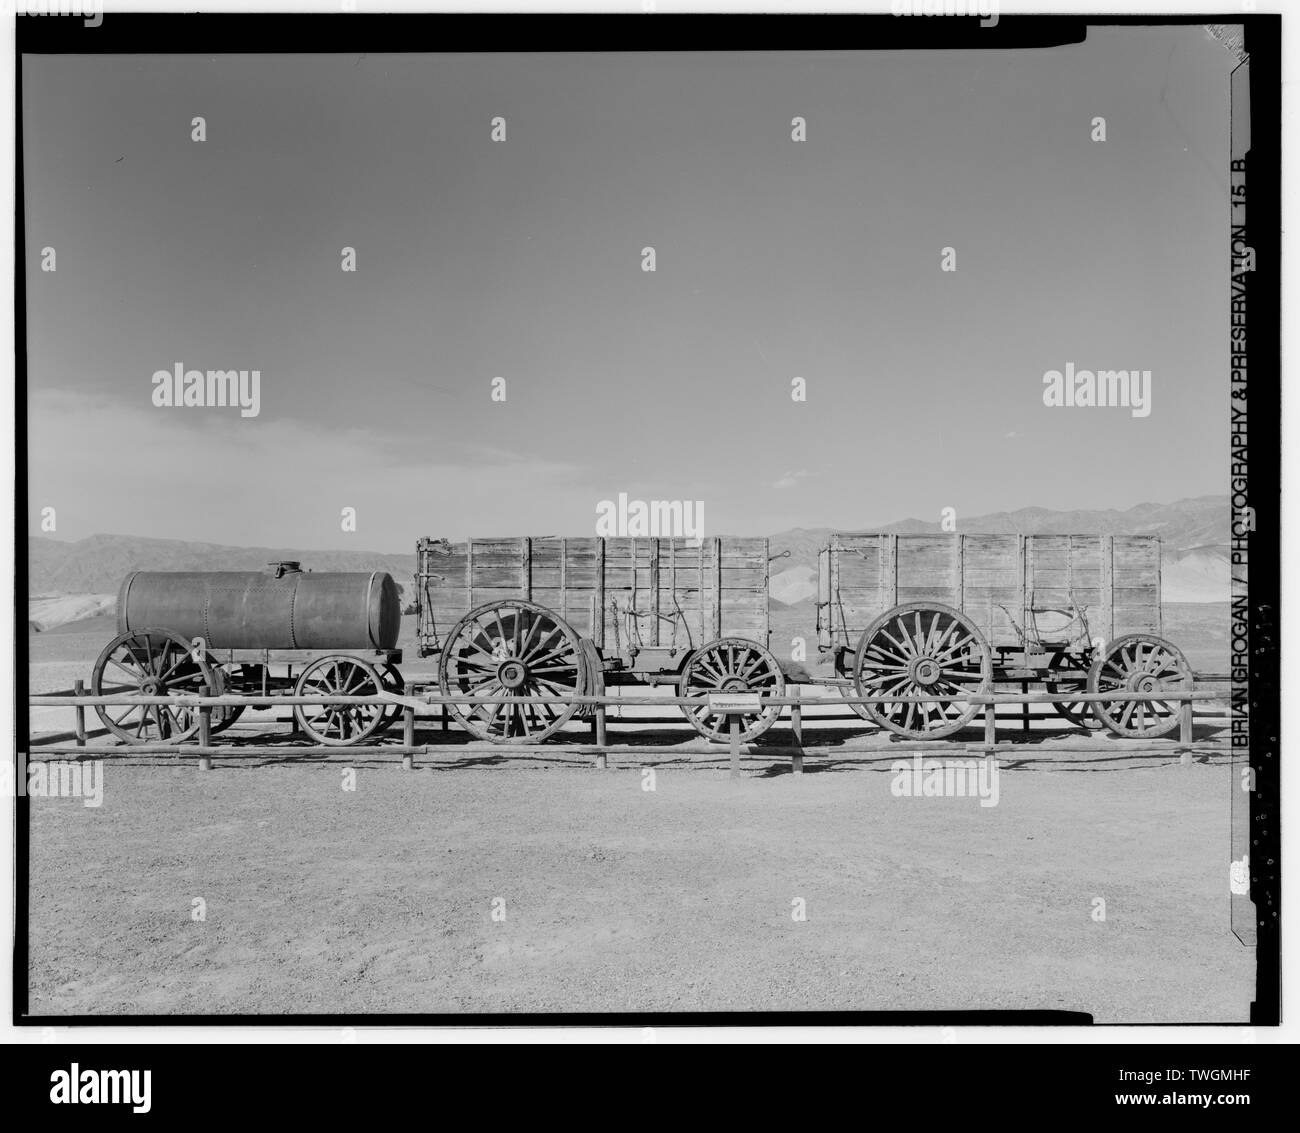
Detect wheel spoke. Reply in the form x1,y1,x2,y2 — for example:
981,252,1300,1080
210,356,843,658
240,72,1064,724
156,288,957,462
878,626,913,658
695,653,728,683
526,644,577,670
108,657,144,682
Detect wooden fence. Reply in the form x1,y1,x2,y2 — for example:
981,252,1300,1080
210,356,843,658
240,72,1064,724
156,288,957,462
28,682,1234,778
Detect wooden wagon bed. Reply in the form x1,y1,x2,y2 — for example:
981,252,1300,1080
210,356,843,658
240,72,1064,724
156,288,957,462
817,533,1162,656
416,535,771,661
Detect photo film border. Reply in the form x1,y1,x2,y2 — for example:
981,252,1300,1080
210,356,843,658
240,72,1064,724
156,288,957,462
1224,23,1280,1024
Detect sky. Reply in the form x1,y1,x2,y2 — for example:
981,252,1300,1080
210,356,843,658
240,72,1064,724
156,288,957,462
24,29,1238,551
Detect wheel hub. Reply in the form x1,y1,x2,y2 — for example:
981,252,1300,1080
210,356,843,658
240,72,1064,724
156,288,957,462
498,659,528,690
720,676,749,692
1129,673,1160,694
910,657,942,687
140,677,161,695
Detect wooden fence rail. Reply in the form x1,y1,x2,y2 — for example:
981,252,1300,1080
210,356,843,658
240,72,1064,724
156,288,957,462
26,684,1232,777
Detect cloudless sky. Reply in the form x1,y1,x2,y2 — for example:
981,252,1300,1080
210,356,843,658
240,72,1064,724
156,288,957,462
24,28,1236,551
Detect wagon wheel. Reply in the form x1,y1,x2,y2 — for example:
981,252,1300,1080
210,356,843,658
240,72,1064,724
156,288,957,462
438,600,585,744
836,681,873,721
575,639,604,720
1087,634,1191,739
853,603,992,739
376,663,405,729
207,665,244,735
91,628,214,744
680,638,785,743
293,655,387,747
210,662,268,733
1044,678,1102,731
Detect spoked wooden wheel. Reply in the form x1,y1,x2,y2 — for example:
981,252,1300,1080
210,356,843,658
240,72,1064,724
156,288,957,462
293,655,387,746
207,665,245,735
376,663,405,729
854,603,991,739
680,638,785,743
1088,633,1191,739
91,628,214,744
1045,671,1102,731
835,684,874,721
575,639,605,720
438,600,585,744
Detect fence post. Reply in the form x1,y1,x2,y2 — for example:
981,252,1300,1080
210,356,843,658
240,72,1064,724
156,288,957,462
729,714,742,780
402,705,415,770
73,679,86,748
790,686,803,775
593,698,608,769
197,684,212,771
1179,694,1194,746
984,700,996,752
594,698,608,769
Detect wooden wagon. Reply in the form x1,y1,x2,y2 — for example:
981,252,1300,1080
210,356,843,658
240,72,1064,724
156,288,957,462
816,533,1192,739
415,535,785,744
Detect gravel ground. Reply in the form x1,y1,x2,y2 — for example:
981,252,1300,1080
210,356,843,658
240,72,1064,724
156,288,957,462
26,751,1253,1021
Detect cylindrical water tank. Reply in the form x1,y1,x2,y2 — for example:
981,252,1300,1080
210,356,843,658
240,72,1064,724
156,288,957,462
115,563,402,651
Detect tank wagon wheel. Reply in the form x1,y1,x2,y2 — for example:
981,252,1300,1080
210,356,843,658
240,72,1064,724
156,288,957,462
91,628,214,744
209,663,271,734
680,638,785,743
375,663,405,730
1087,633,1192,739
207,666,243,735
438,600,586,744
293,656,388,747
853,603,992,740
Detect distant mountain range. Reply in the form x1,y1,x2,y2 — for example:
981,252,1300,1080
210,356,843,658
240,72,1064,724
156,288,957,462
28,496,1231,631
769,495,1231,604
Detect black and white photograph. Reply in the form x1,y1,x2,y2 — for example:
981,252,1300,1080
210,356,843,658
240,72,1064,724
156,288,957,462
5,2,1288,1075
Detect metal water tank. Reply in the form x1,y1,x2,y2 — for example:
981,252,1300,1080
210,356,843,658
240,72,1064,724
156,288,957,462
115,562,402,651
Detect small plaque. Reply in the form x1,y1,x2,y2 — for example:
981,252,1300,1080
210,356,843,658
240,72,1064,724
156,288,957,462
707,692,762,715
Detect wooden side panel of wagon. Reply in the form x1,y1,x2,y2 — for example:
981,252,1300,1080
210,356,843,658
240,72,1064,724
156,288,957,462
819,533,1162,653
416,535,769,657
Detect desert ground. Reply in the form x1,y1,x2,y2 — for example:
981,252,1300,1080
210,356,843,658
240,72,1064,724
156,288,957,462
23,604,1252,1021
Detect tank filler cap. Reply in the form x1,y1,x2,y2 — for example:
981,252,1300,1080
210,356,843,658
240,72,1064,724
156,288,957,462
267,560,303,578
